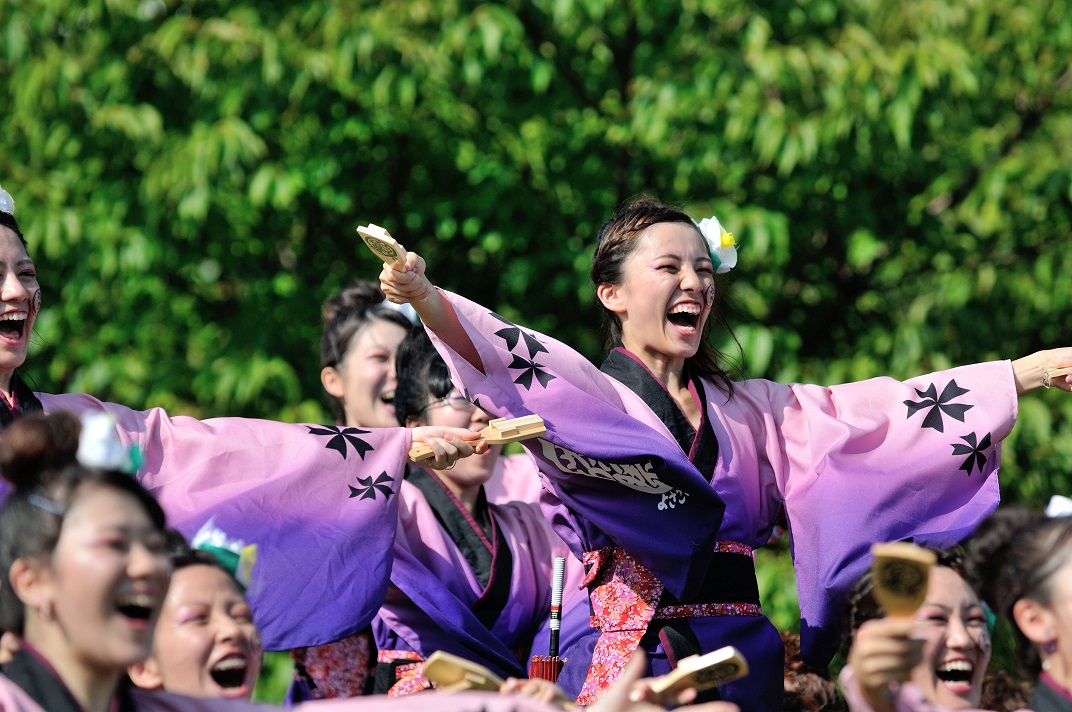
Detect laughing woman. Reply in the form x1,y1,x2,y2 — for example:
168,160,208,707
0,184,483,659
381,197,1072,711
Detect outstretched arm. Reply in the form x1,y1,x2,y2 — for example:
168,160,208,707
379,251,484,374
1012,348,1072,394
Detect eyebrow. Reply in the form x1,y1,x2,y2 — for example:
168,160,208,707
652,254,714,263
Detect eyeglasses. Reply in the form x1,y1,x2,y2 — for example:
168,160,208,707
423,394,476,414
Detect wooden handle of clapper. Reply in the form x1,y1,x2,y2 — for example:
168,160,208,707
407,415,546,464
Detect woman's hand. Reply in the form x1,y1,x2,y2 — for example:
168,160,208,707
1013,348,1072,394
847,617,923,712
590,652,740,712
380,252,436,306
499,677,577,709
410,426,488,470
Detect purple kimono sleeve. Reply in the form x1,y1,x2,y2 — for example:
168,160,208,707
426,291,725,602
726,362,1015,664
38,393,412,651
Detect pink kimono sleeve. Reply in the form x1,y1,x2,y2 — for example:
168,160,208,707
38,393,413,651
724,362,1015,663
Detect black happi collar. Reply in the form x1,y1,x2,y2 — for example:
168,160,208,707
2,646,135,712
600,347,719,481
404,466,513,630
0,372,44,430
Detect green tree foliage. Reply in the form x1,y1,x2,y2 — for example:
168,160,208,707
2,0,1071,695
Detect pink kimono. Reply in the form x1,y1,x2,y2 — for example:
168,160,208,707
34,393,414,653
424,290,1016,711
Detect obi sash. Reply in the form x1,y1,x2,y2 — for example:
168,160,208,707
575,543,763,705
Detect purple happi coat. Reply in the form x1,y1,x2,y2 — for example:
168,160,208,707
372,464,584,691
424,290,1015,712
35,393,412,653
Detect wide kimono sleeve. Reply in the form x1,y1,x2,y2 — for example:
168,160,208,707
37,392,413,652
425,290,725,602
717,363,1015,664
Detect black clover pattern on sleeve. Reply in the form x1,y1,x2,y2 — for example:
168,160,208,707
904,380,974,433
349,472,395,500
490,313,556,391
951,432,992,476
307,425,374,460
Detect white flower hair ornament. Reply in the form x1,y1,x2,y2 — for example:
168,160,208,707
192,517,258,590
0,184,15,216
1047,494,1072,518
695,216,737,274
77,412,140,473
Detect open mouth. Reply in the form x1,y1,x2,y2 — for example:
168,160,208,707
0,313,26,340
115,593,155,621
210,656,249,689
380,391,395,408
667,305,701,332
935,660,974,690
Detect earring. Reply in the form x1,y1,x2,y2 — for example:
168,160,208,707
1043,639,1059,670
37,598,53,622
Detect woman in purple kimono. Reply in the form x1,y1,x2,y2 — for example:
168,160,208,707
369,327,581,697
379,197,1072,711
0,411,738,712
0,187,482,662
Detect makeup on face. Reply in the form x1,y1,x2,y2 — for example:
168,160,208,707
146,564,262,699
909,566,990,709
44,486,170,673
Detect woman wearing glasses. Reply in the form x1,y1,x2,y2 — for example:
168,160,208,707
369,326,582,698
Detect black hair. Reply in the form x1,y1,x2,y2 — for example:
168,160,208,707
0,211,26,246
392,326,456,426
0,412,167,634
966,508,1072,677
319,281,412,423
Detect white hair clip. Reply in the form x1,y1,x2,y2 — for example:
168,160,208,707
77,412,134,472
695,216,737,274
1047,495,1072,518
381,299,419,324
0,184,15,216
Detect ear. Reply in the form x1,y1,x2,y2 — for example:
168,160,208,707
128,658,165,691
320,366,345,399
596,283,625,315
9,558,49,610
1013,598,1057,645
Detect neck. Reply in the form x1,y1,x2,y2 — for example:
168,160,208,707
439,478,481,516
0,369,14,401
25,631,119,712
1045,657,1072,699
618,340,687,391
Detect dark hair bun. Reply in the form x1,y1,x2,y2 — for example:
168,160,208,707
322,281,385,326
0,412,81,490
966,507,1042,610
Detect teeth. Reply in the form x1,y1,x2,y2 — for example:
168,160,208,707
214,658,247,671
0,313,25,321
668,305,701,315
937,660,974,673
117,593,155,608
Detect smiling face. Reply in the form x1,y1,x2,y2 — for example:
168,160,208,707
597,222,714,373
134,563,262,699
0,227,39,392
33,485,170,673
909,566,991,708
414,389,502,496
322,318,408,428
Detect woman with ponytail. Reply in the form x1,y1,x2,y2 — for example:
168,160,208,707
968,508,1072,711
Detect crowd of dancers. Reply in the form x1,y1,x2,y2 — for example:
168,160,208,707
0,184,1071,712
